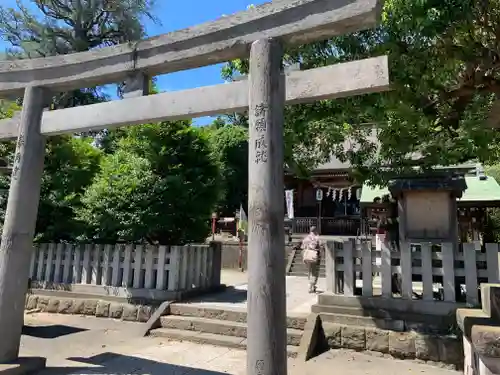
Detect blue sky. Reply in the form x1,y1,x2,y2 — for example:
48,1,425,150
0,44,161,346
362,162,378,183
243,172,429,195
0,0,267,125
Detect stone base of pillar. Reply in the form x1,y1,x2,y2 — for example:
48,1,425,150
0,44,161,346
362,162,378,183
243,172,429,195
464,336,500,375
458,284,500,375
463,336,474,375
479,356,500,375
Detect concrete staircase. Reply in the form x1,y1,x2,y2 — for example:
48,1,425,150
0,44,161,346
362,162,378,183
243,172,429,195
288,250,326,277
149,303,307,357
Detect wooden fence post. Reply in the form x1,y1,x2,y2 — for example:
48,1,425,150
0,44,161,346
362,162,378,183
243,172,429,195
210,242,222,287
168,246,181,291
361,240,373,296
343,240,354,296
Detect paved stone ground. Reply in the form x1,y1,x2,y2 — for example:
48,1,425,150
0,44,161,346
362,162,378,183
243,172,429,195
20,314,460,375
21,313,145,371
60,340,462,375
220,269,249,287
18,270,460,374
189,273,326,315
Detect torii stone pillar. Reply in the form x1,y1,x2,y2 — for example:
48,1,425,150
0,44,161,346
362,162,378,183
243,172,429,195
247,38,287,375
0,86,46,362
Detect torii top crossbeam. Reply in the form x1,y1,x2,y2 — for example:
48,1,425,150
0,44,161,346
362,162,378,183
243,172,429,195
0,0,382,97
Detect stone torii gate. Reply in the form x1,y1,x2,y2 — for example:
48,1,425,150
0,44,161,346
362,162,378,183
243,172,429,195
0,0,388,372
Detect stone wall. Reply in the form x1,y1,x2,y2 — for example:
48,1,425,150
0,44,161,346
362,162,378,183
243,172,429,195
323,322,463,369
25,294,156,322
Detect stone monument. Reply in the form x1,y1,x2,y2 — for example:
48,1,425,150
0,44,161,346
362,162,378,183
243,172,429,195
388,174,467,245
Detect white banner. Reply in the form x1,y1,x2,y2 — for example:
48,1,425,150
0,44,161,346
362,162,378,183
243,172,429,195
285,190,294,219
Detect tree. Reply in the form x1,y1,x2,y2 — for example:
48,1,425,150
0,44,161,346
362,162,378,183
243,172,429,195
0,133,102,242
35,136,102,242
0,0,159,241
96,80,160,154
76,149,158,243
206,121,249,216
0,103,102,242
78,121,222,245
222,0,500,184
0,0,158,107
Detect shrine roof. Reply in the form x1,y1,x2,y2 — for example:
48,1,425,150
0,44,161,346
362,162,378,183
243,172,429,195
360,176,500,206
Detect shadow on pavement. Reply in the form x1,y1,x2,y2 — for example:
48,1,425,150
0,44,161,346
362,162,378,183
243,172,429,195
40,352,228,375
181,286,248,304
22,324,87,339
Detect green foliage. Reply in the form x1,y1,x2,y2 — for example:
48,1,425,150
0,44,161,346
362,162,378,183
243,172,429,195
0,4,225,245
485,164,500,242
78,121,221,245
0,135,102,242
0,0,158,107
206,122,249,216
0,103,222,244
0,101,103,241
0,100,20,159
97,127,129,154
0,99,20,118
77,150,157,243
36,136,103,241
222,0,500,184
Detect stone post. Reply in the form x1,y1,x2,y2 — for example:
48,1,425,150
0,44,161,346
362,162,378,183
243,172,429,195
210,241,222,287
0,86,47,362
247,38,287,375
325,241,336,293
457,284,500,375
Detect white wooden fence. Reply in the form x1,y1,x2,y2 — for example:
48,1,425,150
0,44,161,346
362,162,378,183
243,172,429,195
325,241,500,306
29,243,221,293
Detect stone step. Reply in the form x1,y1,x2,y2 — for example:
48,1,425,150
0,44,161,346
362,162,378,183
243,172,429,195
312,304,402,319
316,311,404,331
289,262,325,266
290,267,326,273
289,251,326,277
289,273,325,277
288,271,326,278
288,265,326,277
317,293,457,316
311,304,451,329
288,271,308,276
160,315,303,346
168,304,307,330
292,252,325,258
292,260,326,268
291,256,326,265
290,265,326,271
149,328,299,358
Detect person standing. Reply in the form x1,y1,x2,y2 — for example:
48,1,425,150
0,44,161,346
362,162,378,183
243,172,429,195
301,226,322,293
375,216,387,252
